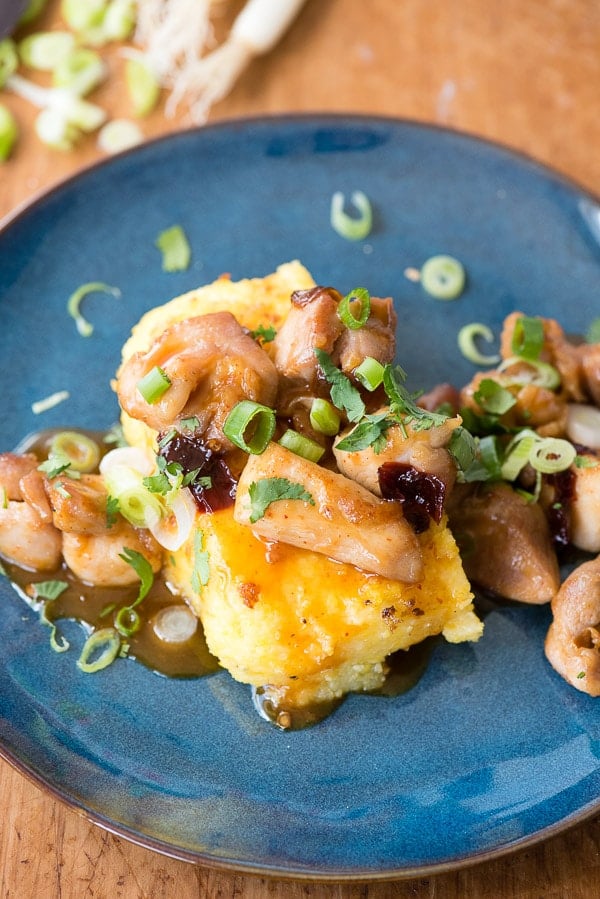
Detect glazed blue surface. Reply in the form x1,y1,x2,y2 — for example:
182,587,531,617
1,116,600,879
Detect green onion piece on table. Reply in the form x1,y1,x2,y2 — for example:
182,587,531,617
420,255,466,300
0,103,18,161
125,57,160,117
223,400,276,454
53,48,106,96
0,39,18,89
330,190,372,241
19,31,76,71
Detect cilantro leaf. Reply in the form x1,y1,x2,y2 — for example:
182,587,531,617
33,580,69,601
314,348,365,422
473,378,516,416
335,413,393,453
106,495,119,528
382,365,449,431
38,452,80,480
250,324,277,343
118,548,154,604
248,478,315,523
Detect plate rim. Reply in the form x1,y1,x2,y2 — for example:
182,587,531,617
1,112,600,881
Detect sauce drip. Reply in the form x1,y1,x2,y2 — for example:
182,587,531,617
378,462,446,533
160,431,237,513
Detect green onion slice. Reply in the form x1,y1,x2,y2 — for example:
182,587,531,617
511,316,544,360
155,224,191,272
97,118,143,155
76,627,122,673
497,356,561,390
354,356,385,391
501,433,537,481
67,281,121,337
309,398,341,436
278,429,324,463
223,400,276,454
528,438,576,474
125,56,160,117
19,31,75,71
114,606,141,637
330,190,373,241
0,103,18,162
49,431,101,473
0,39,18,89
420,255,466,300
53,48,106,96
473,378,516,416
337,288,371,330
137,366,171,404
457,323,500,366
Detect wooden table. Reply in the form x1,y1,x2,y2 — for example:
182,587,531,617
2,1,600,896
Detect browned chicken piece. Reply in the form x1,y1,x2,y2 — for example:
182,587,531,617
334,297,397,375
62,522,162,586
570,454,600,552
0,452,39,500
579,342,600,406
234,442,423,583
417,383,461,414
333,417,461,500
500,311,586,402
460,369,568,437
545,556,600,695
45,473,112,535
272,286,344,385
447,482,560,603
117,312,278,451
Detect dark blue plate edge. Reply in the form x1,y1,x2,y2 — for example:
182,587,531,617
1,112,599,881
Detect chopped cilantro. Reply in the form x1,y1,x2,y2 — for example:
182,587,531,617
106,495,119,528
250,324,277,343
575,455,599,469
314,348,365,422
38,452,80,479
248,478,315,523
118,548,154,603
33,580,69,601
335,412,393,453
382,365,449,431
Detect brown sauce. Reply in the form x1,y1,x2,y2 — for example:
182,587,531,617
4,426,435,727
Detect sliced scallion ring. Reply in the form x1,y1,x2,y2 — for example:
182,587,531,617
76,627,122,673
152,605,198,643
354,356,385,391
337,287,371,330
501,433,537,481
67,281,121,337
97,118,143,155
511,316,544,360
309,398,341,436
60,0,106,32
223,400,275,454
136,366,171,404
114,606,141,637
528,438,576,474
19,31,76,71
330,190,373,241
457,322,500,366
49,431,101,473
278,429,324,463
420,255,466,300
497,355,561,390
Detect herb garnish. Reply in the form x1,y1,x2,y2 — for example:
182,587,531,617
191,529,210,593
248,478,315,523
314,349,365,422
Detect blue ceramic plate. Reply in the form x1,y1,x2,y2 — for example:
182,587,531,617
1,116,600,881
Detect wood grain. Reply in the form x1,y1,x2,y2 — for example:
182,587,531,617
2,1,600,896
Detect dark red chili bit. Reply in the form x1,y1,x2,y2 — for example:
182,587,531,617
159,431,237,513
378,462,446,534
544,467,576,547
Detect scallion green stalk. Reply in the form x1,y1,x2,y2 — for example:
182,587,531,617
278,429,324,463
137,366,171,404
354,356,385,391
223,400,275,454
309,398,341,436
